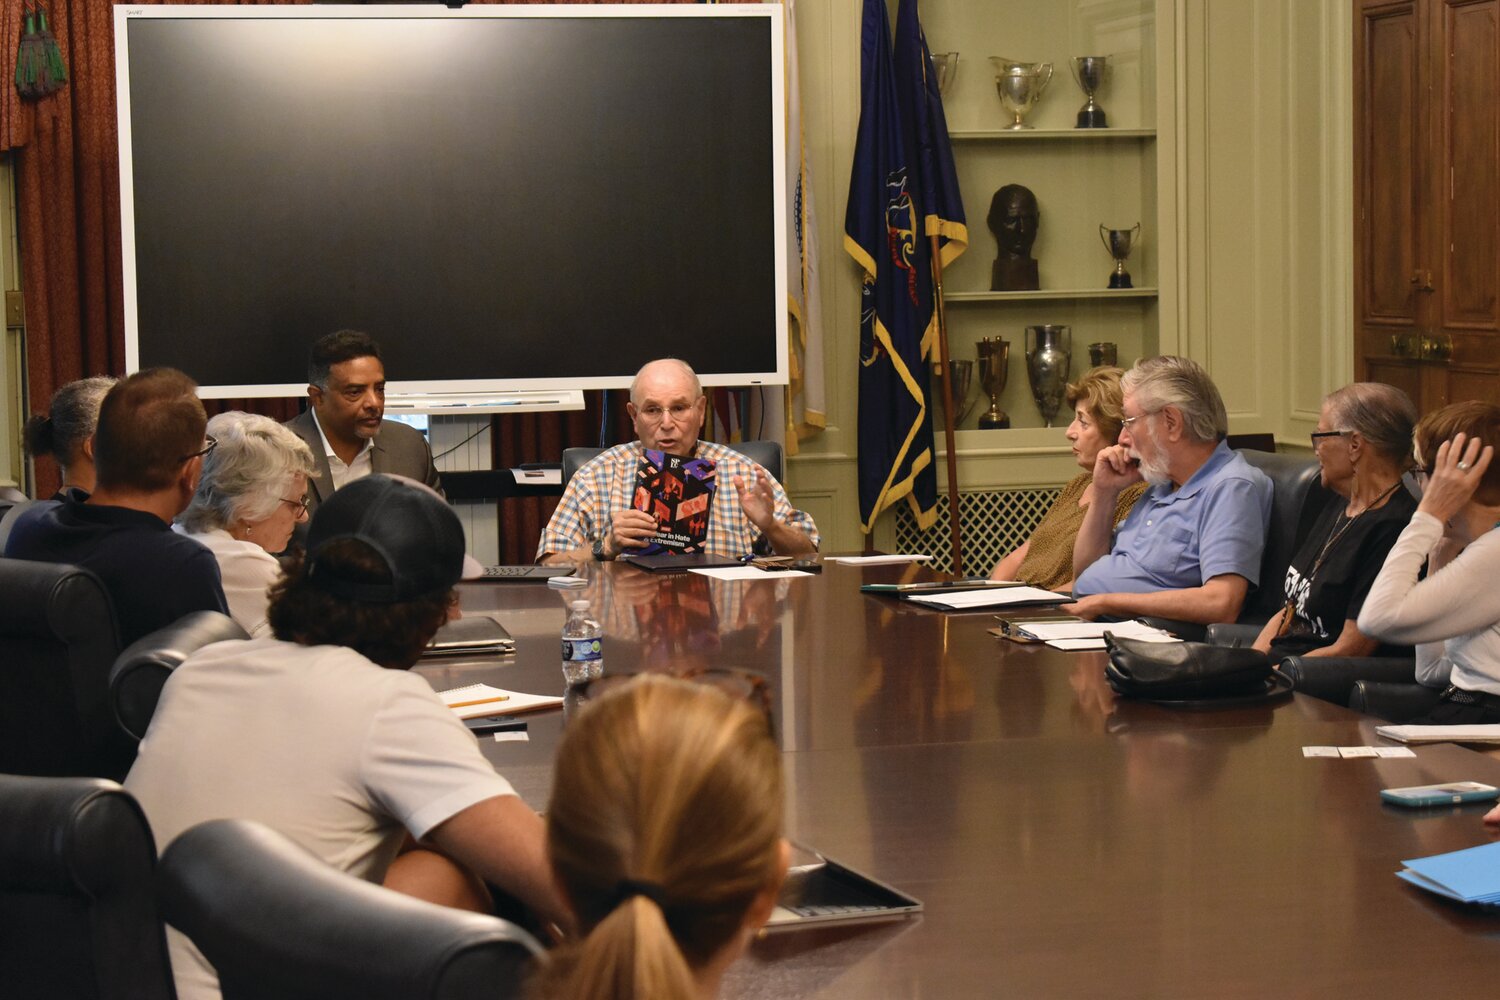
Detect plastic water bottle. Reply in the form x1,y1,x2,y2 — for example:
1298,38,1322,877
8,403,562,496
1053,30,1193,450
561,599,603,685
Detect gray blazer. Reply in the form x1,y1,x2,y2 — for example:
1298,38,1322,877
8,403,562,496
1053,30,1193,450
284,409,443,513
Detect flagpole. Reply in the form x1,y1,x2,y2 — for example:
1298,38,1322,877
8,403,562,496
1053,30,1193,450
929,233,963,575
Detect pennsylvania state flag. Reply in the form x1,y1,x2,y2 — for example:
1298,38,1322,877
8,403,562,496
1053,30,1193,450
844,0,966,534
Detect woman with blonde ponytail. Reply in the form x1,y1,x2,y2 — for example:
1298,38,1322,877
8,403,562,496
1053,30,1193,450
537,674,788,1000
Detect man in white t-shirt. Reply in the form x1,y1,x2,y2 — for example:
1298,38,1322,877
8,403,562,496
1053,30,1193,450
126,474,562,1000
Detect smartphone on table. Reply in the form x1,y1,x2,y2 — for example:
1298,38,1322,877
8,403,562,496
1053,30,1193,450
1379,782,1500,808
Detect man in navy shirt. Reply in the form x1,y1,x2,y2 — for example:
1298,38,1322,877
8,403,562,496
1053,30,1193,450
6,368,228,645
1068,356,1272,625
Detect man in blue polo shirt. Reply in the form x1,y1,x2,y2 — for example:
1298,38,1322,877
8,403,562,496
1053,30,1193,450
1067,356,1272,625
6,368,228,645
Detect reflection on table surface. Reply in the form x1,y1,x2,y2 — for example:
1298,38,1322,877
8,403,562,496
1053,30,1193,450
422,560,1500,998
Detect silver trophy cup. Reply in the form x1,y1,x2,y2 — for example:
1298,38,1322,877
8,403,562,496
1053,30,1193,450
933,359,977,427
1088,342,1118,368
1025,325,1072,427
1099,223,1142,289
989,57,1052,130
1070,55,1110,128
976,337,1011,429
932,52,959,95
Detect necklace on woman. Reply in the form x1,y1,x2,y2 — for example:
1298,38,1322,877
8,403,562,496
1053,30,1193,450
1275,477,1403,638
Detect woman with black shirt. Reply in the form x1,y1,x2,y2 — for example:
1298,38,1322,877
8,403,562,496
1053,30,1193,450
1251,383,1417,659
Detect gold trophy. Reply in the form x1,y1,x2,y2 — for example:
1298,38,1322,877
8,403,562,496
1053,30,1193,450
1100,223,1142,289
976,337,1010,429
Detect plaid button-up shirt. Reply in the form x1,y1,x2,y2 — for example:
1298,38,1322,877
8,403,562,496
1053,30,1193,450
536,440,819,561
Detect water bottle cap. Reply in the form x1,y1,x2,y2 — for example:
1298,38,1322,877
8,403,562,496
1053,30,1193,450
570,599,590,612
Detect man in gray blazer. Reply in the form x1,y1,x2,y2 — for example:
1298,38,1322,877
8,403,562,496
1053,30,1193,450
284,330,442,514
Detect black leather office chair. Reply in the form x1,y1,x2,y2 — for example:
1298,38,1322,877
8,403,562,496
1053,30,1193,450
562,439,785,489
1145,450,1334,642
157,819,544,1000
0,497,38,551
1348,678,1445,722
0,559,131,780
111,611,249,742
0,774,176,1000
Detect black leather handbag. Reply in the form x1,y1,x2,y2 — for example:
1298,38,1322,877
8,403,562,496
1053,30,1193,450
1104,633,1273,701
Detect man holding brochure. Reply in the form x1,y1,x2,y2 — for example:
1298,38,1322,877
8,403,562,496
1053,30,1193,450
127,475,565,1000
537,358,818,563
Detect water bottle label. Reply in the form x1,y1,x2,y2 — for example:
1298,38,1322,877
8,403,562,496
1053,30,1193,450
562,638,602,663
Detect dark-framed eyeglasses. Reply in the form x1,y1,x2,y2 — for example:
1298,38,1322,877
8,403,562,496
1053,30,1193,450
570,667,774,736
180,435,218,463
1309,430,1350,446
280,494,312,519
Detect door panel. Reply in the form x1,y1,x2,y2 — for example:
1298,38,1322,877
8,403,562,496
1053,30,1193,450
1441,1,1499,330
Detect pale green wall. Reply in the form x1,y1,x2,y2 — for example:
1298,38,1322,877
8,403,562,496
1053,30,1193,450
786,0,1352,553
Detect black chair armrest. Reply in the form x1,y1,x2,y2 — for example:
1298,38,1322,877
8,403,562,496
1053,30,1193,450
1277,655,1415,707
1348,680,1445,723
110,612,248,742
1205,623,1261,647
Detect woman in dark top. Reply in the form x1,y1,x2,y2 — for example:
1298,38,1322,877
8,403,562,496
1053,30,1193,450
1251,382,1417,658
21,375,116,500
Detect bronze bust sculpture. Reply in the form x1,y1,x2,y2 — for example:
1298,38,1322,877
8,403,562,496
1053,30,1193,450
988,184,1040,291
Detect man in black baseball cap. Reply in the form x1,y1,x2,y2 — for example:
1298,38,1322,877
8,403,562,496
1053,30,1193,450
127,474,563,1000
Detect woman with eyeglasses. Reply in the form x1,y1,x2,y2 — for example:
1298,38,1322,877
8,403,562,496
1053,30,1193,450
535,674,787,1000
175,411,316,636
1360,401,1500,724
1248,383,1418,659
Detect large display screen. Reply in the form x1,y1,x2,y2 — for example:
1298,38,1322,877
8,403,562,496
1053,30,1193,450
116,5,786,398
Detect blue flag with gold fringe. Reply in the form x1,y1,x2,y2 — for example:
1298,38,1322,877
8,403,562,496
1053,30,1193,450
845,0,965,533
895,0,967,269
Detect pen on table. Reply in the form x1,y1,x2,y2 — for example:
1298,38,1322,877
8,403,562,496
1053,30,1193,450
465,718,528,734
448,694,510,709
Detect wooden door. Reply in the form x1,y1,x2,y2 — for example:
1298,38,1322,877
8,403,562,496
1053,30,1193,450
1355,0,1500,410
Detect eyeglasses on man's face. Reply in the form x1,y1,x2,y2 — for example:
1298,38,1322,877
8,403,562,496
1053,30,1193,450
181,436,218,463
1310,430,1350,447
635,402,698,425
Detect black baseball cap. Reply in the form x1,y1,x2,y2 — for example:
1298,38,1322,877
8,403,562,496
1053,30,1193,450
304,474,482,603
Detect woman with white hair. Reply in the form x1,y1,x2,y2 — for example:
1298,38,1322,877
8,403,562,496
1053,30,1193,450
175,411,316,636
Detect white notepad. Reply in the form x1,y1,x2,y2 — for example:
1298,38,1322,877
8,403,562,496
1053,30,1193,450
1375,723,1500,745
437,683,563,719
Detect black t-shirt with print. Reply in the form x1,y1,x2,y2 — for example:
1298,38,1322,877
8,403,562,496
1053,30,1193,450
1270,487,1417,658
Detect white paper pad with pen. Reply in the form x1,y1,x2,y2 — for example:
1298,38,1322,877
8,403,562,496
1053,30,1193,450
903,586,1068,610
438,683,563,719
1018,620,1181,651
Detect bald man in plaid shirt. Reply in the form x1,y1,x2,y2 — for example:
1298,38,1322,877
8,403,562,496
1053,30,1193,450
537,359,818,564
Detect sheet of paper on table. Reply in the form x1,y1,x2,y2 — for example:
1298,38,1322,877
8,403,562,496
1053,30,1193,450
1015,620,1180,650
825,554,932,565
690,566,814,581
903,586,1068,610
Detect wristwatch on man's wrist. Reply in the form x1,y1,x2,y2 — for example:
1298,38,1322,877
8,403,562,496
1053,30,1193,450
592,535,608,561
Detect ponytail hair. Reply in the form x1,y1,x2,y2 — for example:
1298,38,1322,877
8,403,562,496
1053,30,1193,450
22,375,116,468
537,675,783,1000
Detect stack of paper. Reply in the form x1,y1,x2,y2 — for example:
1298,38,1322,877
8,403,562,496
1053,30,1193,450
1397,841,1500,908
904,586,1068,611
1375,724,1500,745
438,683,563,720
1017,620,1182,651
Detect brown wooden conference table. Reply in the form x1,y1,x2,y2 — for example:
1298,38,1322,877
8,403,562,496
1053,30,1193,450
424,560,1500,998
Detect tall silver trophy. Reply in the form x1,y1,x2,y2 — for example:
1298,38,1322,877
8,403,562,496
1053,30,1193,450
932,52,959,95
988,57,1052,130
1025,325,1072,427
933,359,977,427
1099,223,1141,289
976,337,1010,429
1070,56,1110,128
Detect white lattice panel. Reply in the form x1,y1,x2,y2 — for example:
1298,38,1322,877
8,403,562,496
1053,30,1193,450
895,487,1063,578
